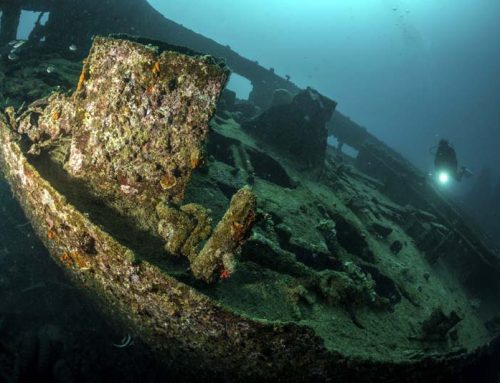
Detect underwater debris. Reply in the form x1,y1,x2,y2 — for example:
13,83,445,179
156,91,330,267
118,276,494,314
16,36,229,236
191,186,257,283
9,35,257,283
271,88,293,107
156,201,213,261
243,87,336,168
18,36,228,213
316,261,389,309
156,187,256,282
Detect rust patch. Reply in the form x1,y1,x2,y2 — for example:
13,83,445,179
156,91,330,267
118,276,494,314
152,60,161,75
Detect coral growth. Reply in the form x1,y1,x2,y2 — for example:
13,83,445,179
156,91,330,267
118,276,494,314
191,186,257,283
156,201,212,261
156,186,257,283
16,36,229,233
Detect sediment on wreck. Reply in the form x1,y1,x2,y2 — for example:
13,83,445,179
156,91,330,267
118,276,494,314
191,186,257,283
0,116,333,381
19,35,229,211
2,81,499,381
14,35,262,282
0,35,334,381
243,88,337,168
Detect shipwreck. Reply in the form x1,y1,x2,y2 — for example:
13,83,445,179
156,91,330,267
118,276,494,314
1,5,500,381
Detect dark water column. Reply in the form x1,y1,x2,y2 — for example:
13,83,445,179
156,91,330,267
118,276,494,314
0,2,21,46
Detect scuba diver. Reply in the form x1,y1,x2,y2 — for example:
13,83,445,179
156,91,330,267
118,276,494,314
433,139,472,183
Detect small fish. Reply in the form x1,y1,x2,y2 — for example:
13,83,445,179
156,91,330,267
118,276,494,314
8,53,18,61
113,334,134,348
12,40,27,50
8,40,18,46
68,44,77,52
46,65,56,73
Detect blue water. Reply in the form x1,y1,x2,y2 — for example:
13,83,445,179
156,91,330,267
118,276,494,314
149,0,500,177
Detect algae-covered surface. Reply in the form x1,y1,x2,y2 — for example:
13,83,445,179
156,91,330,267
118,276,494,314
1,35,498,381
184,116,491,361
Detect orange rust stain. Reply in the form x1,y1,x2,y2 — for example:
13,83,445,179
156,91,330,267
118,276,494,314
76,67,87,93
152,61,161,75
220,269,231,280
59,250,89,269
231,222,245,241
60,252,73,268
70,250,89,269
51,110,61,122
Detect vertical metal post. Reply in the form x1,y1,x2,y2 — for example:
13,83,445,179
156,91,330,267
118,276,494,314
0,2,21,46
